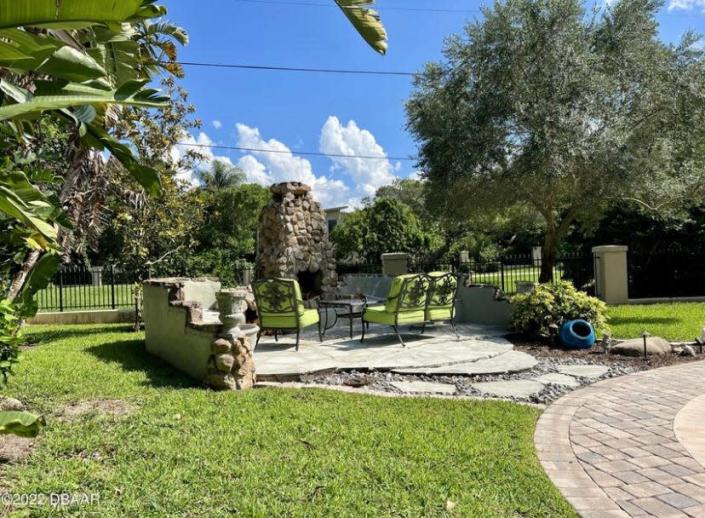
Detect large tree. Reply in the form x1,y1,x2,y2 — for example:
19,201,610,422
332,198,429,264
406,0,705,281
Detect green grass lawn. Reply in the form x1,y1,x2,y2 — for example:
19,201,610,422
607,303,705,341
1,325,576,517
35,284,134,312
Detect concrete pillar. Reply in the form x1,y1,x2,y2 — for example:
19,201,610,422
592,245,629,304
89,267,103,286
459,250,470,264
381,253,409,276
532,246,542,266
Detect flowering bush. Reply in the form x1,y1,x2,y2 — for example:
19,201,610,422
510,281,608,338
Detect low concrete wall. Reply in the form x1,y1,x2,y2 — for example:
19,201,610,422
339,274,393,300
456,285,512,329
341,274,512,329
29,308,135,326
143,278,221,381
627,296,705,304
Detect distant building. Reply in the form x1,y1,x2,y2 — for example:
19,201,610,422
323,206,348,233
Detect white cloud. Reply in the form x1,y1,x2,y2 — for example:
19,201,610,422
668,0,705,10
235,123,350,207
170,131,233,188
175,119,409,206
319,116,398,200
212,120,222,129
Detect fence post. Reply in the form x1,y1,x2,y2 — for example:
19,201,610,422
500,260,506,293
381,253,409,276
110,264,116,309
592,245,629,304
58,268,64,312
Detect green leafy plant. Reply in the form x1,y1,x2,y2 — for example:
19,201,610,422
510,281,608,338
0,411,45,438
0,299,45,439
0,297,21,383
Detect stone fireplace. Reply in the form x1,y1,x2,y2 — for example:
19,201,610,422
256,182,337,299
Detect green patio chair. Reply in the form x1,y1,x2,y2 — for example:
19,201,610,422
252,278,321,351
424,271,461,340
360,273,431,347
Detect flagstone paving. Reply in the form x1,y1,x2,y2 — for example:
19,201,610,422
254,323,516,378
391,350,537,375
472,379,546,399
535,361,705,517
557,364,610,380
390,380,457,395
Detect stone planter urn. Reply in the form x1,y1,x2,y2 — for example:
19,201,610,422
206,289,258,390
216,289,247,337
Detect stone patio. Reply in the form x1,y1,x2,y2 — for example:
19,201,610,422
254,323,520,379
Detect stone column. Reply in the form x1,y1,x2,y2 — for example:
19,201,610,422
592,245,629,304
205,289,257,390
382,253,409,276
89,266,103,286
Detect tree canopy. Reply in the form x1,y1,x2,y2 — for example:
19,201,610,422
331,198,430,264
406,0,705,280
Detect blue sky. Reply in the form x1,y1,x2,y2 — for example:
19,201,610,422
166,0,704,208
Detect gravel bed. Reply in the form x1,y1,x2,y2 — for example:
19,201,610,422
297,335,705,405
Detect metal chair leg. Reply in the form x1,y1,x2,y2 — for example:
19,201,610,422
420,323,426,335
318,320,323,342
451,319,460,340
274,330,278,342
256,331,261,347
394,325,406,347
361,318,366,342
295,330,301,351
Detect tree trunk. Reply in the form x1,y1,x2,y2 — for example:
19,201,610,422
6,250,41,302
539,233,558,283
7,132,90,302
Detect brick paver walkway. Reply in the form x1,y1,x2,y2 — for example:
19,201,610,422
535,361,705,518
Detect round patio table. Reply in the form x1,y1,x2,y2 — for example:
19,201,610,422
318,296,381,339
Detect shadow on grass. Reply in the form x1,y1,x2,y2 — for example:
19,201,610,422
609,316,681,326
24,324,136,345
86,339,198,390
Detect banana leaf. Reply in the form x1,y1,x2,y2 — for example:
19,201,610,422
0,411,45,438
0,0,165,30
335,0,388,55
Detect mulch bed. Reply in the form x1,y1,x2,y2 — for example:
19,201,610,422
508,333,705,371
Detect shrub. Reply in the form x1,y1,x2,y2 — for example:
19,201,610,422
510,281,608,338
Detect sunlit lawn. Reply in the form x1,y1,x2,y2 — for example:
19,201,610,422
607,302,705,341
34,284,134,312
1,324,576,517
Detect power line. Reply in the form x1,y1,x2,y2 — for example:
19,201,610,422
175,61,415,76
233,0,482,14
178,142,417,161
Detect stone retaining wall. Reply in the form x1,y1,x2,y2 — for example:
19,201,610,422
143,278,257,390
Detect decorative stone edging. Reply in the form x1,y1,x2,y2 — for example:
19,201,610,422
535,361,705,517
205,289,257,391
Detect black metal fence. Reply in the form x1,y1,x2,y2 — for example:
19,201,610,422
35,265,137,313
338,253,596,295
36,264,256,313
628,251,705,299
413,253,596,295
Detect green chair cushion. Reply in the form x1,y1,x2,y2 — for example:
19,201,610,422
385,274,419,312
260,308,319,330
363,305,426,325
425,307,453,322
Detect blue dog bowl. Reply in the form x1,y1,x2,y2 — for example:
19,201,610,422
559,320,596,349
